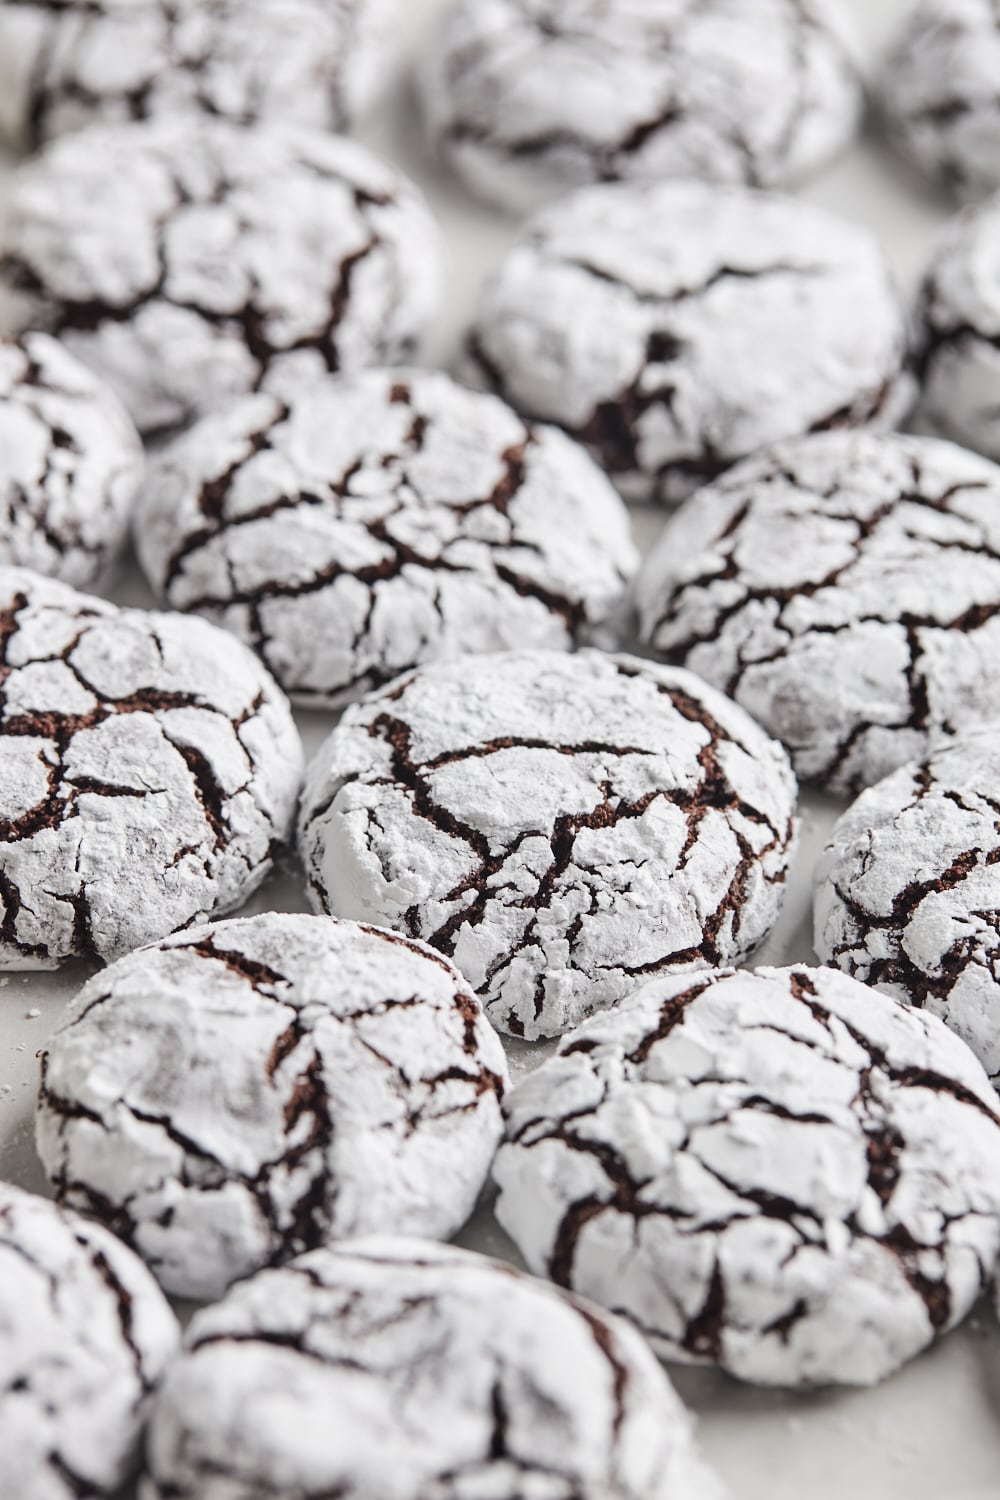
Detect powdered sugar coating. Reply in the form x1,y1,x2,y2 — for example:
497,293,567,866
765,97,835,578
463,180,912,505
140,1238,722,1500
879,0,1000,200
0,1182,179,1500
421,0,862,214
298,649,798,1041
0,332,142,587
136,370,638,708
36,913,509,1301
494,964,1000,1387
635,430,1000,795
914,198,1000,462
815,728,1000,1087
0,0,398,152
0,567,303,968
0,118,443,437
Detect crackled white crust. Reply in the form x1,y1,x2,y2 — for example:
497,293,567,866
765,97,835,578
0,118,443,437
420,0,862,213
879,0,1000,200
36,913,510,1300
494,964,1000,1387
0,333,142,587
815,728,1000,1088
0,568,303,968
137,370,638,708
139,1238,723,1500
0,1183,179,1500
463,180,911,505
635,430,1000,795
297,649,798,1041
0,0,399,149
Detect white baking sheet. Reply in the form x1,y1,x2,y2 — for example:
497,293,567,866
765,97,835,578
3,2,1000,1497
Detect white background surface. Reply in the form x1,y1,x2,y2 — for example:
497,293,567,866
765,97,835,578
3,2,1000,1497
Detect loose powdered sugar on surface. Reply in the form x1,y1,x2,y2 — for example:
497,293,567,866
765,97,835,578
137,369,638,708
298,648,798,1041
36,913,510,1301
493,964,1000,1387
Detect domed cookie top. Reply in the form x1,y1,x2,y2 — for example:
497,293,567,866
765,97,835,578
420,0,862,213
0,1182,179,1500
0,332,142,587
0,117,443,437
136,370,638,708
0,567,303,968
0,0,399,151
298,648,798,1040
635,430,1000,795
494,964,1000,1387
815,727,1000,1088
463,179,911,505
140,1238,722,1500
38,912,510,1300
879,0,1000,200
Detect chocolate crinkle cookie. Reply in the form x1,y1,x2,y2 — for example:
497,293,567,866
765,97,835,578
635,430,1000,796
136,370,638,708
815,727,1000,1089
913,197,1000,463
139,1238,723,1500
0,0,399,152
419,0,862,214
0,117,443,438
0,568,303,968
463,179,911,505
494,964,1000,1387
878,0,1000,200
298,648,798,1041
0,332,142,588
0,1182,179,1500
36,913,510,1301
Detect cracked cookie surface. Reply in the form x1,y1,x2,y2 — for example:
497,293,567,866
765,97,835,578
0,1181,179,1500
0,0,398,151
635,430,1000,795
815,728,1000,1089
0,117,443,438
36,912,510,1301
297,648,798,1040
493,964,1000,1387
879,0,1000,200
137,369,638,708
0,332,142,588
462,179,911,505
139,1237,722,1500
0,567,303,968
913,198,1000,462
419,0,862,214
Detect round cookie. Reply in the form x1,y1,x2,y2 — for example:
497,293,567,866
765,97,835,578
140,1238,721,1500
298,648,798,1041
0,1182,179,1500
634,430,1000,796
0,332,142,587
420,0,862,214
0,567,303,968
494,964,1000,1387
463,179,911,505
878,0,1000,201
37,912,510,1300
0,118,443,438
136,370,639,708
0,0,398,152
913,198,1000,462
815,728,1000,1088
